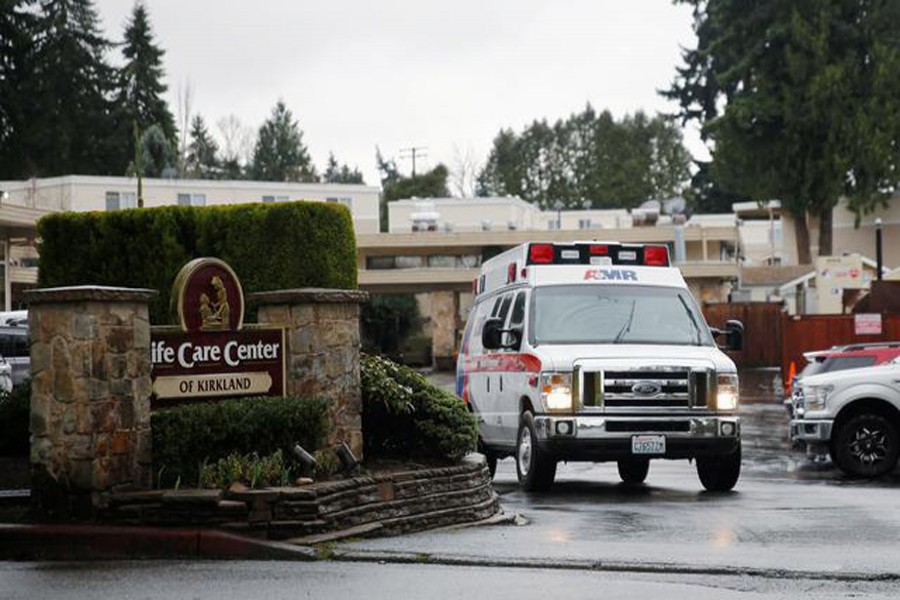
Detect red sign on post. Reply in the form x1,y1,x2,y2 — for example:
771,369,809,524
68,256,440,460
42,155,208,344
151,258,285,408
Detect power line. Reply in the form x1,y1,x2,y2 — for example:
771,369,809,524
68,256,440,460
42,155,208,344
399,146,428,177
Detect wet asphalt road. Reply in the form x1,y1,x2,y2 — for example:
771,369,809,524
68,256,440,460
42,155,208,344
3,374,900,598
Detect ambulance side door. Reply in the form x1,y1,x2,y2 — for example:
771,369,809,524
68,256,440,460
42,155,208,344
469,294,507,444
498,290,528,445
486,293,515,444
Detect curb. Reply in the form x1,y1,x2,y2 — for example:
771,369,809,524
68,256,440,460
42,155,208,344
327,548,900,583
0,524,316,561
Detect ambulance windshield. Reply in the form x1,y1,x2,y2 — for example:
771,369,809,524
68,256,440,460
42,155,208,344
531,285,713,346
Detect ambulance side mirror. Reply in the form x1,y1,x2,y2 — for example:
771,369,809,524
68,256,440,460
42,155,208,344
725,320,744,352
712,319,744,352
481,318,504,350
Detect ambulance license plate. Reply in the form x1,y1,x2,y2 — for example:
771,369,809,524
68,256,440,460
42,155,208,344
631,435,665,455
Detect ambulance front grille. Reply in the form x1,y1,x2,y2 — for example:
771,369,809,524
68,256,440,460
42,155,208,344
580,369,709,411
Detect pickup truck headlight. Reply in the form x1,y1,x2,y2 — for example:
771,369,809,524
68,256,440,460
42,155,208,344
541,372,573,412
715,373,739,412
802,384,833,411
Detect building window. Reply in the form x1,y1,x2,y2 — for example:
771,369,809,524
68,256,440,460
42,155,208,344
578,218,592,230
547,219,560,231
262,195,289,203
177,193,206,207
326,197,353,209
427,255,456,268
105,191,136,211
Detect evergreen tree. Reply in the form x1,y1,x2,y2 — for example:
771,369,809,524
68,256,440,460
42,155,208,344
323,152,364,184
26,0,118,176
665,0,900,262
129,123,175,178
250,100,318,182
0,0,38,178
185,115,219,179
115,0,176,175
477,106,691,209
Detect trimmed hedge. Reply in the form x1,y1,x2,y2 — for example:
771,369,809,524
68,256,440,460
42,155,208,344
37,202,357,324
361,354,477,462
151,396,331,488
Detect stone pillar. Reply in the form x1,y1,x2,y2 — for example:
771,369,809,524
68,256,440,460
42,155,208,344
250,288,369,459
25,286,157,519
430,290,458,371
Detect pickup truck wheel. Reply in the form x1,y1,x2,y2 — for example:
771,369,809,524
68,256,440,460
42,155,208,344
696,444,741,492
832,414,899,478
617,459,650,484
516,411,556,491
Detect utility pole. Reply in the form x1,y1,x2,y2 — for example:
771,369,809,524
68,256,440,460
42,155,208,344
399,146,428,178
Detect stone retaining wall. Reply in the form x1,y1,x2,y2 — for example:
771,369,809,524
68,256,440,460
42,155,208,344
98,455,498,540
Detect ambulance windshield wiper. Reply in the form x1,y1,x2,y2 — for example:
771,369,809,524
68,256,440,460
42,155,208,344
678,295,702,345
613,300,636,343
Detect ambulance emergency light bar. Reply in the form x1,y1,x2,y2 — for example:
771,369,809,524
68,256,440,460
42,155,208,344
526,242,670,267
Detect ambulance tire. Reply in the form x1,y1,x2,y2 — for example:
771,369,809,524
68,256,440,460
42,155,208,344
617,458,650,484
696,444,742,492
516,411,557,491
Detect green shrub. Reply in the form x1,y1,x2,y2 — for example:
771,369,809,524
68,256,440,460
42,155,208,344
361,354,477,462
151,395,331,487
37,202,357,324
0,382,30,457
199,450,294,489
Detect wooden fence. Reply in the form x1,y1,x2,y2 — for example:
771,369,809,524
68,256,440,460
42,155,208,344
703,302,784,368
780,313,900,384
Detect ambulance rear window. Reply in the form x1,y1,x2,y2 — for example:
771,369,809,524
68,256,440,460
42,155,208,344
530,285,712,346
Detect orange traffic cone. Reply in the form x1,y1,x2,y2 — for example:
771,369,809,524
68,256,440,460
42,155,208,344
786,361,796,396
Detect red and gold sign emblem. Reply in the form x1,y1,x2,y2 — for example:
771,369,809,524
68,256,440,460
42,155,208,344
151,257,285,407
171,258,244,332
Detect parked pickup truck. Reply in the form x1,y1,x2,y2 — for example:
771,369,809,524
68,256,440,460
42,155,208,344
790,358,900,478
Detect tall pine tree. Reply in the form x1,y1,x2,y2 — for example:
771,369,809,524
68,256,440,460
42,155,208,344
26,0,117,176
185,114,219,179
115,0,176,176
0,0,37,178
250,100,318,182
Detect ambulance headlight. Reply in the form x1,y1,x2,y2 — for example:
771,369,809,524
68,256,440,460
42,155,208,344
715,373,739,412
541,372,573,412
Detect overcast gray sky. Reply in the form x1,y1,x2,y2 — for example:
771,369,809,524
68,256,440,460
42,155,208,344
93,0,701,189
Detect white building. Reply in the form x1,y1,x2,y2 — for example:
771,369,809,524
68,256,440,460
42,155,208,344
0,175,381,234
388,196,631,233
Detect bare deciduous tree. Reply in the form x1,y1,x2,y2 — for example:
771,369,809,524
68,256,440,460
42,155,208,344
217,114,255,165
449,144,481,198
175,79,193,176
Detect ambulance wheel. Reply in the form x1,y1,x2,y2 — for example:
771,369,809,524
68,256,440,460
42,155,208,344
697,444,742,492
516,411,556,491
617,458,650,484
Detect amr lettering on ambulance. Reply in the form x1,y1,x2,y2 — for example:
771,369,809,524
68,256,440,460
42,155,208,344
457,241,744,493
150,257,286,408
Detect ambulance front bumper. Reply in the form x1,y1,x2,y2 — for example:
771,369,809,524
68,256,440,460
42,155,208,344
532,414,741,460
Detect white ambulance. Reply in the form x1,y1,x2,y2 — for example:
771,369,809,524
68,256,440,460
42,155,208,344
455,241,744,491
